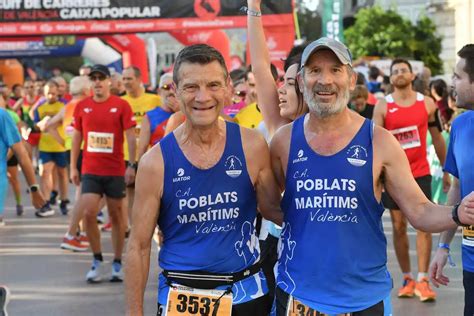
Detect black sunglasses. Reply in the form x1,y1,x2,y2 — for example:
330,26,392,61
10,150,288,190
235,90,247,97
90,75,107,81
160,84,174,91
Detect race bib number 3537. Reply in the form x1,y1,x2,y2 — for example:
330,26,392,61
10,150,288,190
166,285,232,316
87,132,114,153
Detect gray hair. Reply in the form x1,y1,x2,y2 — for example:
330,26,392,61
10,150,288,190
53,76,66,85
159,73,173,88
69,76,91,96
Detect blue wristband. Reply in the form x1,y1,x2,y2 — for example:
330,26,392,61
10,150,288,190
438,243,450,250
438,243,456,267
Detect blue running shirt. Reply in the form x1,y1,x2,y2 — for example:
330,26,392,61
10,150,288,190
157,121,267,305
0,108,21,215
444,111,474,273
147,107,173,145
278,116,392,314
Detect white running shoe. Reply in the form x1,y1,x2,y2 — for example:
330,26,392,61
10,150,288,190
86,259,103,283
0,285,10,316
110,262,123,283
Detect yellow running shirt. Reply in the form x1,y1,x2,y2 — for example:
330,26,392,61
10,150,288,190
121,91,161,161
34,100,66,152
234,102,263,129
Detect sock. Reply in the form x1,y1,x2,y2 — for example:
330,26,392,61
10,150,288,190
403,272,413,280
113,258,122,265
15,195,21,205
50,190,58,198
65,233,75,240
417,272,428,282
93,253,103,262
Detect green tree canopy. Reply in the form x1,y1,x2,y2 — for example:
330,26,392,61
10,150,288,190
344,6,443,75
296,4,322,42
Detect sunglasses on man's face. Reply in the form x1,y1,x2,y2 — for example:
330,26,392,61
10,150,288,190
235,90,247,98
160,84,174,91
90,75,107,82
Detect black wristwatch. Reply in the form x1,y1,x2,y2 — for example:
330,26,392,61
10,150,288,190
452,203,470,227
30,184,40,193
127,162,137,169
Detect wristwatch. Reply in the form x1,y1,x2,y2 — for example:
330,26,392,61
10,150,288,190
127,162,137,169
452,203,470,227
29,184,40,193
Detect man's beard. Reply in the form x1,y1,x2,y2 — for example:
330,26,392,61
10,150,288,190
392,78,411,89
304,83,350,118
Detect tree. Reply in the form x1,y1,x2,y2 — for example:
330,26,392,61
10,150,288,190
344,6,444,75
412,16,443,75
295,1,322,43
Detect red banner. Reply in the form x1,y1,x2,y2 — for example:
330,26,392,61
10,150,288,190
0,15,293,37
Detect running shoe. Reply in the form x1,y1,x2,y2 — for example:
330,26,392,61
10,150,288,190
49,191,58,206
415,277,437,302
110,262,123,282
60,236,88,252
398,276,416,298
86,259,103,283
35,204,54,218
77,233,89,246
96,211,105,224
59,200,69,215
16,205,24,216
101,222,112,232
0,285,10,316
0,218,4,227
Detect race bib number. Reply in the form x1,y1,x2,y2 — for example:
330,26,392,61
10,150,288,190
390,125,421,150
166,285,232,316
286,296,350,316
87,132,114,153
463,226,474,247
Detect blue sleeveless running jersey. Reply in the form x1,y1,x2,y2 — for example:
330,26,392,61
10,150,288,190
158,121,267,305
147,107,173,145
278,116,392,314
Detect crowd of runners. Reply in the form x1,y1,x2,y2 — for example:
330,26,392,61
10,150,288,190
1,1,474,315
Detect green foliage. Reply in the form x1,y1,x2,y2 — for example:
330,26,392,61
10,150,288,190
344,6,444,75
296,2,322,42
412,16,443,75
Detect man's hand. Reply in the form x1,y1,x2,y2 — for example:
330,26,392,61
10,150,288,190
125,166,136,186
429,248,450,287
443,172,451,193
36,116,51,132
30,190,46,209
459,191,474,225
70,168,80,186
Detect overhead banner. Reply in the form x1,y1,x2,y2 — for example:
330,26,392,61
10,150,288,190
322,0,344,42
0,0,293,36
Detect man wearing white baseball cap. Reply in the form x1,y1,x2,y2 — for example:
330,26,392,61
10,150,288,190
270,37,474,315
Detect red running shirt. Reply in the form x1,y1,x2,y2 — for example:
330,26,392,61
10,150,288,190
384,92,430,178
73,95,136,177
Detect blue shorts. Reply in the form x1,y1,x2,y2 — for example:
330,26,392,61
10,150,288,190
39,151,67,168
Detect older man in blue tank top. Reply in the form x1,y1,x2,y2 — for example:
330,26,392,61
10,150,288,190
125,44,283,316
270,38,474,315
